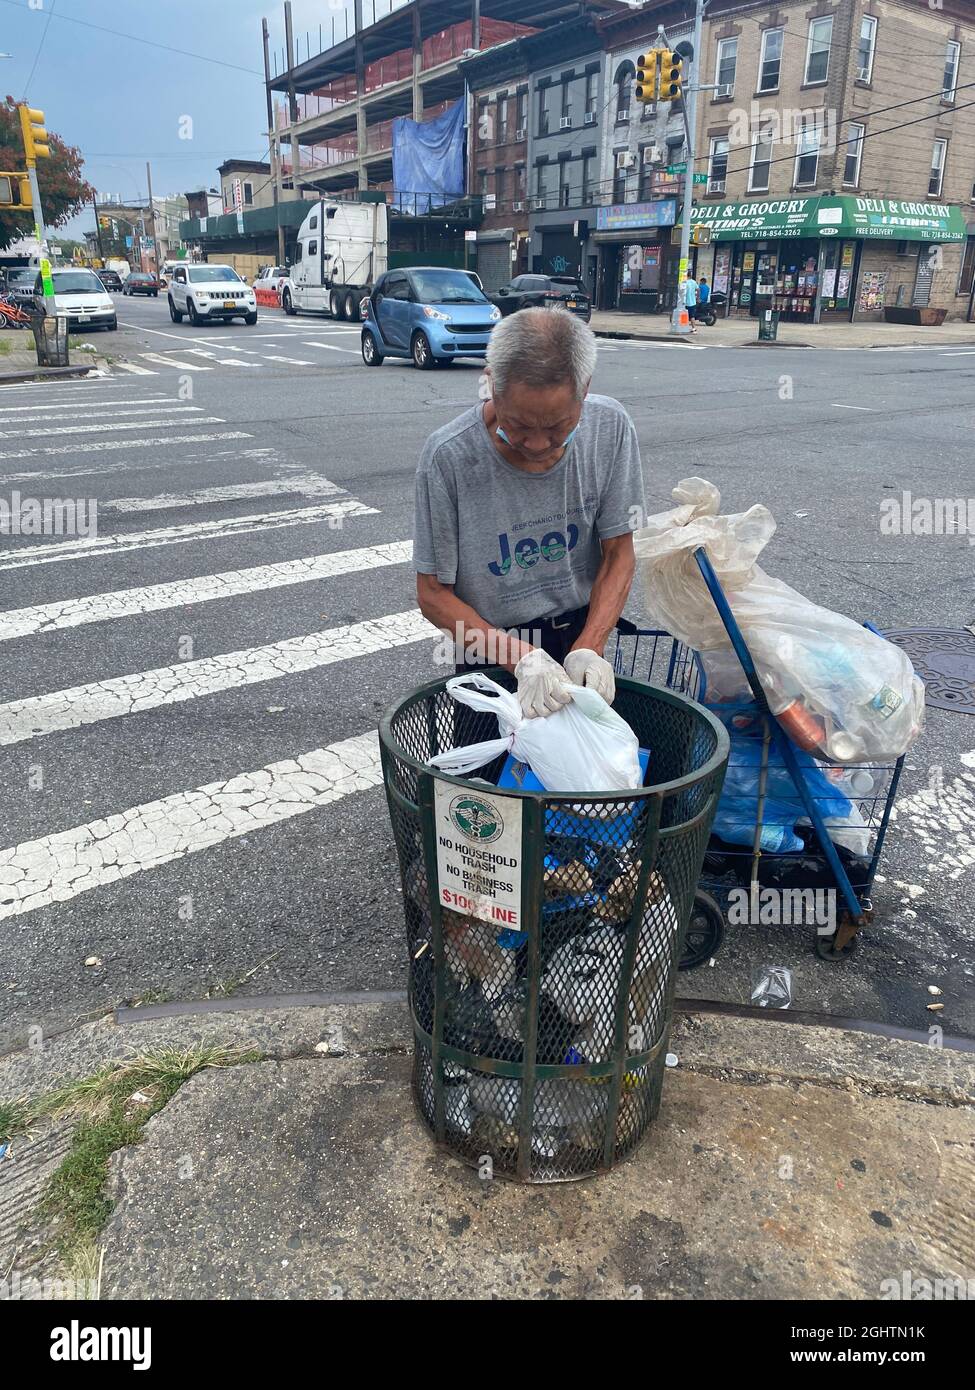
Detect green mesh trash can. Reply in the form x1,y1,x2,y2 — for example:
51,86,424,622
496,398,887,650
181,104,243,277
380,671,729,1183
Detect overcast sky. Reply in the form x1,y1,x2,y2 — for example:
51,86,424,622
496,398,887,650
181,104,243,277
1,0,404,237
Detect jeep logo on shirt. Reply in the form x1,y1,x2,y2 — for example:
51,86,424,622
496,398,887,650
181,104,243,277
488,525,580,576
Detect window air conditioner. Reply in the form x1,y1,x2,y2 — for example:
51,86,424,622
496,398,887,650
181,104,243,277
708,178,726,193
616,106,630,121
617,151,636,169
515,127,526,140
584,111,596,124
856,66,870,81
560,116,572,129
715,83,734,98
643,145,662,164
531,196,545,209
512,200,524,211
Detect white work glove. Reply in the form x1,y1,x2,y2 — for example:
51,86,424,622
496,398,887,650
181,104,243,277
514,649,572,719
564,648,616,706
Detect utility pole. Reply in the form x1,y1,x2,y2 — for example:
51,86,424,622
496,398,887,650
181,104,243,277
145,160,160,276
263,15,286,264
671,0,705,335
18,104,54,310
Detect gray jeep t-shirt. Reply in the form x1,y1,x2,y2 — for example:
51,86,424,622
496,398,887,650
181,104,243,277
414,393,646,628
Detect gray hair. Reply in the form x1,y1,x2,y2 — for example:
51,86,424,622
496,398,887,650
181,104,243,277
486,306,597,401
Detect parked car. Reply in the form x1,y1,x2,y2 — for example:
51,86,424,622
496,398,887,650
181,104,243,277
492,273,592,322
123,272,160,297
253,265,288,292
3,265,38,309
34,267,117,330
360,266,500,369
167,263,258,325
97,269,123,292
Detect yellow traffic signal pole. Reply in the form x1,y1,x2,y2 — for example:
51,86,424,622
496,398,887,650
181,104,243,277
18,104,55,310
658,0,707,336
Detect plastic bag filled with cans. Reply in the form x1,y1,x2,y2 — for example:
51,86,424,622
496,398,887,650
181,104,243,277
633,477,924,764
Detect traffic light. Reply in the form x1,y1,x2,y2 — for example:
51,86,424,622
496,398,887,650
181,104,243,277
691,223,711,246
0,173,32,208
635,50,660,103
19,105,51,163
660,51,683,101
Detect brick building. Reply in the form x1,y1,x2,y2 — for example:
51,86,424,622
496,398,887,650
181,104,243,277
691,0,975,322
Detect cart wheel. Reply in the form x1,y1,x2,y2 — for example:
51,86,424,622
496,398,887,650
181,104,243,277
814,916,860,962
680,890,724,970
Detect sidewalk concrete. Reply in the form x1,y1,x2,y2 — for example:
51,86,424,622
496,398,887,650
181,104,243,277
2,996,973,1300
591,309,975,350
0,327,108,384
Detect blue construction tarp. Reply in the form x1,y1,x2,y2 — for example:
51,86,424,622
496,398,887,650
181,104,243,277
392,100,465,215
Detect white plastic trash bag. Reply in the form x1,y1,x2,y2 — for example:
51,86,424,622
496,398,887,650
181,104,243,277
633,477,925,764
429,672,641,793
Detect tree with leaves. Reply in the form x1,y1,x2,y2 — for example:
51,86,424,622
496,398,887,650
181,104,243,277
0,96,95,250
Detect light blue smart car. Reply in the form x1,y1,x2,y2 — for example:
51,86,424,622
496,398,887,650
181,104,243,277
361,265,500,369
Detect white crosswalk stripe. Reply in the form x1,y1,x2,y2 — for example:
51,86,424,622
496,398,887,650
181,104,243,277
0,733,382,922
0,372,421,925
0,610,435,746
0,498,380,570
140,353,213,371
0,540,413,640
114,362,158,375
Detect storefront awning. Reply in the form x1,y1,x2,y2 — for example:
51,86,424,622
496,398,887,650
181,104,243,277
686,194,967,244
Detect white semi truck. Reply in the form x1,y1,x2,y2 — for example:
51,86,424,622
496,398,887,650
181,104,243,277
281,197,388,321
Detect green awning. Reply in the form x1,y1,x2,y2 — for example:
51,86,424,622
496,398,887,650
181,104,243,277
687,194,967,243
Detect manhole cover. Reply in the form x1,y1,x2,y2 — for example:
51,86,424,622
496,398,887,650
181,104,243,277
884,628,975,714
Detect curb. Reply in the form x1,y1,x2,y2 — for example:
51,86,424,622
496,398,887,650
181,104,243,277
594,329,694,345
0,364,99,384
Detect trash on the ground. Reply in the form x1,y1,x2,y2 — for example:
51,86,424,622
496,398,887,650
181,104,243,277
0,1142,9,1161
84,956,102,968
633,477,925,763
927,1003,945,1012
129,1090,151,1104
928,985,943,996
665,1052,679,1068
428,672,641,793
266,706,285,714
751,965,793,1009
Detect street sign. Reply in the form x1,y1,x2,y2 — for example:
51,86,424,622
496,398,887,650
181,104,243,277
667,162,686,175
693,173,708,185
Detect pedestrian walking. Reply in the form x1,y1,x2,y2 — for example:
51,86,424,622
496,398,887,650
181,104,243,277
681,272,699,332
414,308,646,717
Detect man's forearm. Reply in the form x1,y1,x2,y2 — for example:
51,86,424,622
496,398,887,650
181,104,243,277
417,579,533,672
574,545,635,656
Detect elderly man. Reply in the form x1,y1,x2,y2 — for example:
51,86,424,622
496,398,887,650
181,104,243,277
414,307,646,717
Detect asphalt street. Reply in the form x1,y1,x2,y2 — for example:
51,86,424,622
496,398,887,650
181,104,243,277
0,292,972,1050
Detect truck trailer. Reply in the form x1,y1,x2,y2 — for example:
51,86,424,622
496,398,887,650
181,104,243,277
281,198,388,321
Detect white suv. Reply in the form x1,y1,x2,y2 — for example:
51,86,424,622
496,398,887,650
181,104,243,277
168,264,257,326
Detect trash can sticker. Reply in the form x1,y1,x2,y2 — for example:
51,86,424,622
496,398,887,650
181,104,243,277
434,780,523,928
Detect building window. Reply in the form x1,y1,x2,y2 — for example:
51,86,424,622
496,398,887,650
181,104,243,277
758,28,783,92
498,96,508,145
714,38,737,98
561,79,572,125
537,86,550,137
856,17,877,83
943,40,960,102
517,90,528,134
794,120,821,185
707,137,729,193
804,17,833,85
615,63,634,123
929,138,947,197
535,164,547,203
748,130,773,192
585,70,597,120
560,171,572,207
479,169,490,202
613,151,628,202
582,154,594,203
842,122,865,187
638,151,653,200
243,182,253,205
959,236,975,295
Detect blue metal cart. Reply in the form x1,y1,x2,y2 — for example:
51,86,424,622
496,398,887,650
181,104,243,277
614,548,906,967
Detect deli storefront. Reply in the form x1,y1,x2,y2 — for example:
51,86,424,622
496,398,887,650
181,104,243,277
691,195,968,323
592,199,679,314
